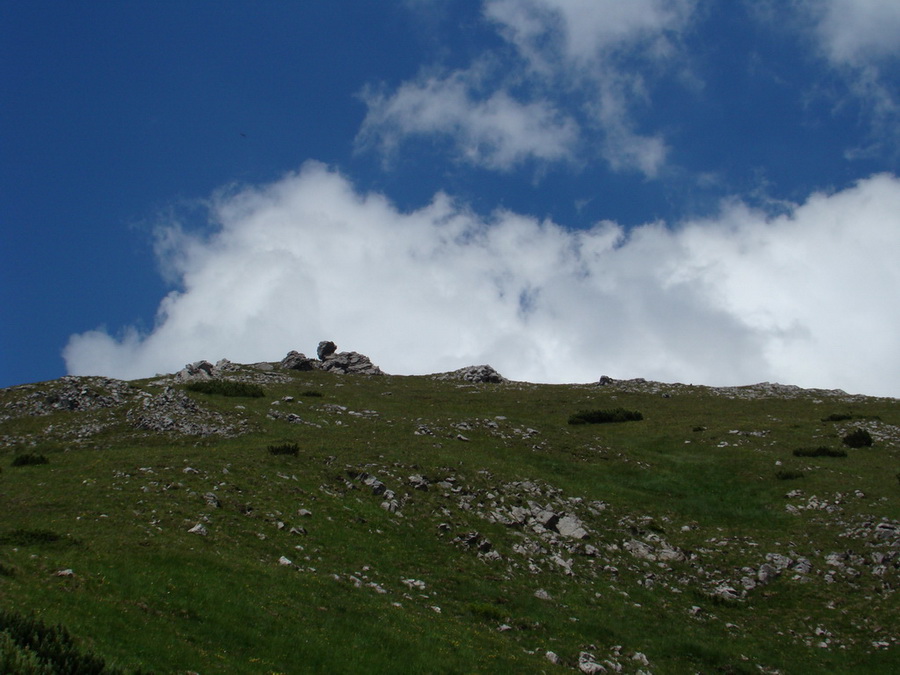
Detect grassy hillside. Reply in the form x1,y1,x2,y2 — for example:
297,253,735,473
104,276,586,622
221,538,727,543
1,361,898,674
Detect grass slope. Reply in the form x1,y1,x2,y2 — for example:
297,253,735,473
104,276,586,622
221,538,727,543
1,366,898,674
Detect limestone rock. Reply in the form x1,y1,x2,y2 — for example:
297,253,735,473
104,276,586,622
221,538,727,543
435,365,506,383
320,351,384,375
317,340,338,360
280,351,319,371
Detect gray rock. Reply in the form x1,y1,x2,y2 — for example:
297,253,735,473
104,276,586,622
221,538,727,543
280,351,318,371
435,365,506,383
317,341,338,360
578,651,607,674
557,514,589,540
320,351,384,375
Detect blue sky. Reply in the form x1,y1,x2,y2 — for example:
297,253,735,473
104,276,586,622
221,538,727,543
3,1,900,396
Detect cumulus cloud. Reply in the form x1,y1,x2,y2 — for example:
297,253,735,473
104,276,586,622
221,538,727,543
358,0,697,177
65,162,900,396
806,0,900,66
799,0,900,148
357,71,579,170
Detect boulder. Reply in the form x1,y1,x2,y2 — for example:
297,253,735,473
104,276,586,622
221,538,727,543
319,351,384,375
436,365,506,383
280,351,319,371
317,340,338,360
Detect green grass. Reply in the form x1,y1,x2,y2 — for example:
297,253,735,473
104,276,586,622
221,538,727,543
1,368,898,673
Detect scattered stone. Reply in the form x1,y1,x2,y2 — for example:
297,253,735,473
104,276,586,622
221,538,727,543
188,523,208,536
534,589,552,601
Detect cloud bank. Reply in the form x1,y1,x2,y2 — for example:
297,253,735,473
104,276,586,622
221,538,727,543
65,162,900,396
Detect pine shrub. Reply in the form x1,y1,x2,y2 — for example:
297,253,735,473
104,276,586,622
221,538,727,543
842,428,873,448
793,446,847,458
267,443,300,456
568,408,643,425
11,454,49,467
185,380,265,398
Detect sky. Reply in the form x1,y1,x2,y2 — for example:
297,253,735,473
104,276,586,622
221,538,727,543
2,1,899,397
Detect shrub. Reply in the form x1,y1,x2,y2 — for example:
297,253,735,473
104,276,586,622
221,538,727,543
185,380,265,398
793,446,847,458
776,469,804,480
267,443,300,456
11,454,48,467
0,608,134,674
300,390,324,398
467,603,505,623
842,428,873,448
822,413,853,422
568,408,644,425
0,529,73,546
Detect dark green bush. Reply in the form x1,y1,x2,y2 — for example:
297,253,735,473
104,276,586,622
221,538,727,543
0,529,77,547
300,390,324,398
842,428,873,448
11,453,49,467
793,446,847,458
776,469,804,480
267,443,300,456
0,608,136,674
822,413,853,422
467,602,505,623
185,380,265,398
568,408,643,425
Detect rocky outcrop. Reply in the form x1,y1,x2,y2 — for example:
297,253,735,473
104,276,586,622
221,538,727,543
279,343,384,375
280,351,319,371
434,365,506,383
320,351,384,375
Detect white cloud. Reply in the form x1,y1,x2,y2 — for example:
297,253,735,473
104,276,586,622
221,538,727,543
358,0,698,177
484,0,694,69
357,71,579,170
798,0,900,145
806,0,900,66
65,163,900,397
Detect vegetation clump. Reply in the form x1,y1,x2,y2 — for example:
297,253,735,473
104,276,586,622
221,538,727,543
568,408,643,425
776,469,804,480
822,413,853,422
300,390,324,398
793,446,847,458
0,608,136,675
11,453,49,467
185,380,265,398
0,529,74,547
267,443,300,456
842,428,874,448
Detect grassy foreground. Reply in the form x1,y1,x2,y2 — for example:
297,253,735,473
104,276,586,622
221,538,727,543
1,363,898,674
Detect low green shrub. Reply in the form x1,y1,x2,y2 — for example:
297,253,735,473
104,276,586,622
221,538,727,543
11,454,49,467
185,380,265,398
776,469,804,480
842,428,873,448
568,408,644,425
0,608,136,674
822,413,853,422
793,446,847,458
467,602,505,623
267,443,300,456
0,529,73,546
300,390,324,398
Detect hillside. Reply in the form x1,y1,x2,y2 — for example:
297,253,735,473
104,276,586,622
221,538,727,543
1,349,898,674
